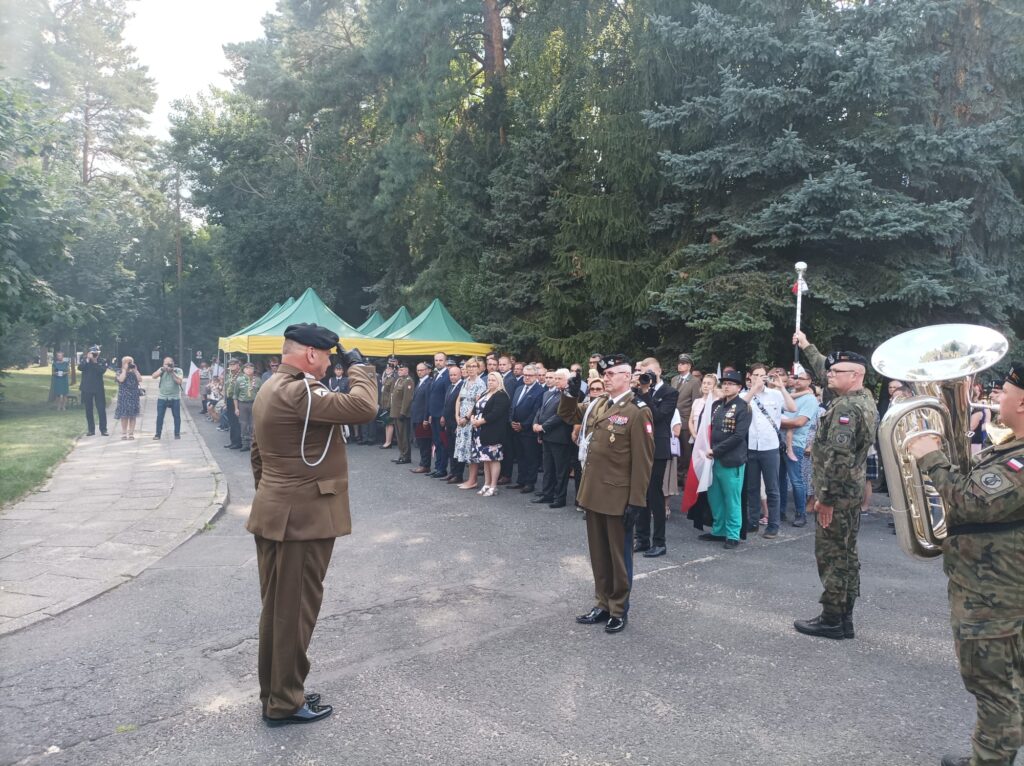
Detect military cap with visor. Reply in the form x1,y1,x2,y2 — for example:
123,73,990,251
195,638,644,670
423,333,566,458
677,353,694,364
283,323,339,351
720,369,744,385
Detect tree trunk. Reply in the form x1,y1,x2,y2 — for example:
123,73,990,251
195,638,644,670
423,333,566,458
482,0,504,81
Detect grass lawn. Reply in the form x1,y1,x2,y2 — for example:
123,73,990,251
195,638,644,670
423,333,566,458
0,365,119,508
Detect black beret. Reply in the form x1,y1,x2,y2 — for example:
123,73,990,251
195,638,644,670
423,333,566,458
283,323,339,350
1005,361,1023,391
825,350,868,370
721,369,744,385
597,353,632,373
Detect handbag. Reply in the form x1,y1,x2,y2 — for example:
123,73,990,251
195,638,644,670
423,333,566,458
752,395,787,456
670,434,681,457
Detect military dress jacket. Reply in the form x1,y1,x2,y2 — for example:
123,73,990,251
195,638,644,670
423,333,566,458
918,436,1024,637
558,391,654,516
672,373,704,424
803,345,878,507
246,363,378,542
390,376,415,418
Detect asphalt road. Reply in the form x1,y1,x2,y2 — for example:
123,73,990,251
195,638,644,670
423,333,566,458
0,411,998,766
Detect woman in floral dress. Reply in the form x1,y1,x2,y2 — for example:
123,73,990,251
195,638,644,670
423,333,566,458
454,358,486,490
114,356,143,439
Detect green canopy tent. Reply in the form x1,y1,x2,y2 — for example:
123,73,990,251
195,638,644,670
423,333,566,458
218,297,295,352
387,299,491,356
224,288,394,357
368,306,413,338
356,310,385,334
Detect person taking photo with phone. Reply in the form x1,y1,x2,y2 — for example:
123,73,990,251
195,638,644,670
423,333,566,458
151,356,184,440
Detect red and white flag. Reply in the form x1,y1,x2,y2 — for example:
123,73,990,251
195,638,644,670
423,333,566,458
681,392,715,514
186,362,201,398
791,276,809,295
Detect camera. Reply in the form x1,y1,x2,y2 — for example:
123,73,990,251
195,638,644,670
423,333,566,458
637,371,655,387
128,363,136,370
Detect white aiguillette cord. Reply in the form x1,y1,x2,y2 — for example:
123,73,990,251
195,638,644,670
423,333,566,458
301,376,336,468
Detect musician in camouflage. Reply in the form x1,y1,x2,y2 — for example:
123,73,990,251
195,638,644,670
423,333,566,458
909,361,1024,766
791,331,878,640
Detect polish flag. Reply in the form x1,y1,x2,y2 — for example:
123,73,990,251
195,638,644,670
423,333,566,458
681,392,715,514
791,276,809,295
186,362,201,398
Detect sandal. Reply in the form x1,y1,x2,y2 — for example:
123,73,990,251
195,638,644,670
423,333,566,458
458,483,478,490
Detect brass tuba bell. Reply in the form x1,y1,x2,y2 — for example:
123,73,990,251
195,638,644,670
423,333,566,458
871,324,1008,560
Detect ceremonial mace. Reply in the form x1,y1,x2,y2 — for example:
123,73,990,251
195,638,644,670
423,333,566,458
793,261,807,371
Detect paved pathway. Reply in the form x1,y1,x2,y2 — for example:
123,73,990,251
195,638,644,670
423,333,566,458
0,379,226,635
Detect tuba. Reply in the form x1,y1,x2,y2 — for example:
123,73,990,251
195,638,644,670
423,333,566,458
871,324,1008,560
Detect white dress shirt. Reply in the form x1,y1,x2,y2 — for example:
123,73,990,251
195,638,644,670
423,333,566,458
747,388,784,451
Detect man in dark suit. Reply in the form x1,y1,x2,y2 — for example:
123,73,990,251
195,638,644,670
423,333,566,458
410,361,434,473
532,369,574,508
634,358,680,557
498,355,519,485
426,352,450,477
441,362,464,482
672,353,704,485
510,364,544,493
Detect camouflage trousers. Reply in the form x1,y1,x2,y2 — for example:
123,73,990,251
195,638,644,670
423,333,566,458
952,623,1024,766
814,500,860,618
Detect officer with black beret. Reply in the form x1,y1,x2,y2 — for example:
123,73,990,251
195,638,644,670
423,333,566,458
558,353,654,633
247,323,378,726
792,331,878,640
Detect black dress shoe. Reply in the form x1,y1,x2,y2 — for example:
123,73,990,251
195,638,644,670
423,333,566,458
397,458,411,464
549,502,567,509
531,496,553,504
642,545,667,558
698,533,725,542
723,539,739,549
263,702,333,727
379,444,393,449
519,485,535,494
604,616,627,633
793,614,845,640
632,541,650,553
304,692,320,707
510,483,525,490
391,458,402,463
427,471,445,478
575,607,611,625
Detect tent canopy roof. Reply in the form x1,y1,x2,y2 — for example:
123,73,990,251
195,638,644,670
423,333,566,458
368,306,412,338
356,310,384,334
388,299,492,356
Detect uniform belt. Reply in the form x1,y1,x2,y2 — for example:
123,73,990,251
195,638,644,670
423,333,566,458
947,519,1024,536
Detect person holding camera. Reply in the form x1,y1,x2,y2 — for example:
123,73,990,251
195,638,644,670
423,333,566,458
632,358,679,557
151,356,184,440
114,356,143,439
78,345,109,436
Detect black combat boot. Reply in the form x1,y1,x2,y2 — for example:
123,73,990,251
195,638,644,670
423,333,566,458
793,613,845,639
842,610,855,639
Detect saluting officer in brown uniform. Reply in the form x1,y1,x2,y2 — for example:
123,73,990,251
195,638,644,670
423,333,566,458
248,323,377,726
558,354,654,633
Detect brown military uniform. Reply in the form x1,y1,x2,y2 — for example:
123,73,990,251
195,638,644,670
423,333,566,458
559,390,654,617
672,372,704,479
390,374,415,461
918,436,1024,766
248,362,377,719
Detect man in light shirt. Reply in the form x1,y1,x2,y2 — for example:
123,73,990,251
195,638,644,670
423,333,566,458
780,367,820,528
741,364,796,538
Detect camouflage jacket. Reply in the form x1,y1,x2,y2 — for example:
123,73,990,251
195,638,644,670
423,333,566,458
918,436,1024,636
803,345,878,506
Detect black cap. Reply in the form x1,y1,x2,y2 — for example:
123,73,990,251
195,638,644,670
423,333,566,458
721,370,744,385
1005,361,1023,391
283,323,339,350
825,350,868,370
597,353,632,373
446,358,458,367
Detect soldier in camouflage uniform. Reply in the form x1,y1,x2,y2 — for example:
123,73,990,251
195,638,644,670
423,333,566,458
791,331,878,640
909,361,1024,766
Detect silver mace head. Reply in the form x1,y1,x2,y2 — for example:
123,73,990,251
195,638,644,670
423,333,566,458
795,261,807,275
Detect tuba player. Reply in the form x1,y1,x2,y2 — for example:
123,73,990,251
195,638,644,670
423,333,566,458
908,363,1024,766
